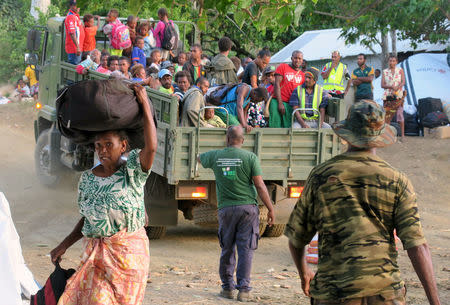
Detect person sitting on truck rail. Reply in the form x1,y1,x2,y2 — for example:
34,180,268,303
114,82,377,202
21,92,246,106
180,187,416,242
289,67,331,129
181,77,210,127
75,49,101,75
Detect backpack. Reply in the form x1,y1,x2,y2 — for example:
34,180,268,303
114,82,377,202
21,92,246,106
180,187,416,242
30,262,75,305
161,21,178,51
421,111,449,128
205,84,238,106
111,21,131,50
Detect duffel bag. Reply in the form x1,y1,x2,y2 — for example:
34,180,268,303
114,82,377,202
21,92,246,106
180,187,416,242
56,79,156,147
422,111,449,128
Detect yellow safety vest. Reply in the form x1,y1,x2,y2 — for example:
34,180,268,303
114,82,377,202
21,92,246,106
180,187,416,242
297,85,323,120
323,62,346,91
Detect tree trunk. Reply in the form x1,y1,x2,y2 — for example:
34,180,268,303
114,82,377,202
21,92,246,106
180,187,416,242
380,32,389,70
390,29,397,57
30,0,50,20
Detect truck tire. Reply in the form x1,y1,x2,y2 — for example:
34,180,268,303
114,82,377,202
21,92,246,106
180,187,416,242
193,204,218,226
145,226,166,239
34,130,60,186
194,204,267,235
263,224,286,238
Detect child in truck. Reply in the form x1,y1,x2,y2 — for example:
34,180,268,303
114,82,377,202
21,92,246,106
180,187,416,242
82,14,100,60
205,106,226,128
137,21,156,59
103,9,126,56
131,36,146,68
76,49,100,74
107,55,119,74
148,49,161,71
111,56,131,79
122,15,137,58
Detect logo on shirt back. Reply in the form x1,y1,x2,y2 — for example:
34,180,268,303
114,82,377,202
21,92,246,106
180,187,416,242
217,158,242,180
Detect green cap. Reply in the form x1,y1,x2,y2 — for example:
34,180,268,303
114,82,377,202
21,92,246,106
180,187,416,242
263,65,276,75
332,100,397,148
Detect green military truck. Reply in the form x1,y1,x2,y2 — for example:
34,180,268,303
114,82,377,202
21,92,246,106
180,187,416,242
27,17,346,239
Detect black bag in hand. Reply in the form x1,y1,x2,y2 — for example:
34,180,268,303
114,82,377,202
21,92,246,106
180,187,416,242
30,262,75,305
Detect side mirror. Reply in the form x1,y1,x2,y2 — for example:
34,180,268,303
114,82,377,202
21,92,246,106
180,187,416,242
25,53,39,66
27,29,42,51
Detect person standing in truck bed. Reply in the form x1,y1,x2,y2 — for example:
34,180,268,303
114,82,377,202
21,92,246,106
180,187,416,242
198,125,275,302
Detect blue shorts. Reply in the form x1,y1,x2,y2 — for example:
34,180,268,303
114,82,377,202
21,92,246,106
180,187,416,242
67,53,81,65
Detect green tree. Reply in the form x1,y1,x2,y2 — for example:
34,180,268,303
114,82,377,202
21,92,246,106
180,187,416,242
303,0,449,68
0,0,59,83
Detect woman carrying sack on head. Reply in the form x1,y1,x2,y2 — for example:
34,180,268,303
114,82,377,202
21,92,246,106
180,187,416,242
50,84,157,305
381,55,406,139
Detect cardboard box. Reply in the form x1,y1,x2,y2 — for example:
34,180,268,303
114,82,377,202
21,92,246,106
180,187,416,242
423,126,450,139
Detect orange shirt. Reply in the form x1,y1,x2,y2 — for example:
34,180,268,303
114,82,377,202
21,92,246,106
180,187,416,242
83,26,98,52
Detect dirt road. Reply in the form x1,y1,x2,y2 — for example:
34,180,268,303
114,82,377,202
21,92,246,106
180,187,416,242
0,102,449,305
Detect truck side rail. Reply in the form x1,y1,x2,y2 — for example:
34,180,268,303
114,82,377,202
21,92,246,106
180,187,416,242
193,106,230,178
288,108,321,178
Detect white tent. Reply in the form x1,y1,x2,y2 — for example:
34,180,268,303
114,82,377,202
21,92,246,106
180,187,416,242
270,28,449,64
0,192,39,305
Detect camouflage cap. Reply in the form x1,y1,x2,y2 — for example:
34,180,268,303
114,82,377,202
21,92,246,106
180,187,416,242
332,100,397,148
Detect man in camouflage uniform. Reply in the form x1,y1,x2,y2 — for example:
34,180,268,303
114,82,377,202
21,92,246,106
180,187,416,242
285,100,441,304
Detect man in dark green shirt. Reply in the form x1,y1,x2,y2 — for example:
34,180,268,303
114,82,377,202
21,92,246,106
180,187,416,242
198,125,275,302
351,53,374,102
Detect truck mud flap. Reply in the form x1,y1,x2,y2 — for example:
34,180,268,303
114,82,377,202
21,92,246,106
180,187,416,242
144,172,178,226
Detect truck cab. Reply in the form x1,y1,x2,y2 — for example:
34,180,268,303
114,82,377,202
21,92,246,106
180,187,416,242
27,17,346,239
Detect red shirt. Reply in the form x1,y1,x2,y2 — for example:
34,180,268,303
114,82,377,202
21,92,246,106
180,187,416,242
275,63,305,102
82,26,98,52
65,9,85,54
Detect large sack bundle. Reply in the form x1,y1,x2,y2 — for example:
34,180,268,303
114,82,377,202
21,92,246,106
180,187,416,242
56,79,155,148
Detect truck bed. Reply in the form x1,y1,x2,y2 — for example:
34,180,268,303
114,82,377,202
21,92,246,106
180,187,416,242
154,126,341,185
43,63,345,187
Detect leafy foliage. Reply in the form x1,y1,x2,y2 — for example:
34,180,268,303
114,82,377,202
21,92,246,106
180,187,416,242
0,0,59,83
302,0,449,49
2,0,448,82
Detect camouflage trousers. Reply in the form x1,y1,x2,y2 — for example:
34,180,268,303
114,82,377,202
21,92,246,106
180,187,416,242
312,287,406,305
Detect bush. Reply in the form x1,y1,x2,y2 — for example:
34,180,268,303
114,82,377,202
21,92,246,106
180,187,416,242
0,0,58,83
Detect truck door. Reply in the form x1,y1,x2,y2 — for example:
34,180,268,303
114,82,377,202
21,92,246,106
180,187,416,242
38,30,56,107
